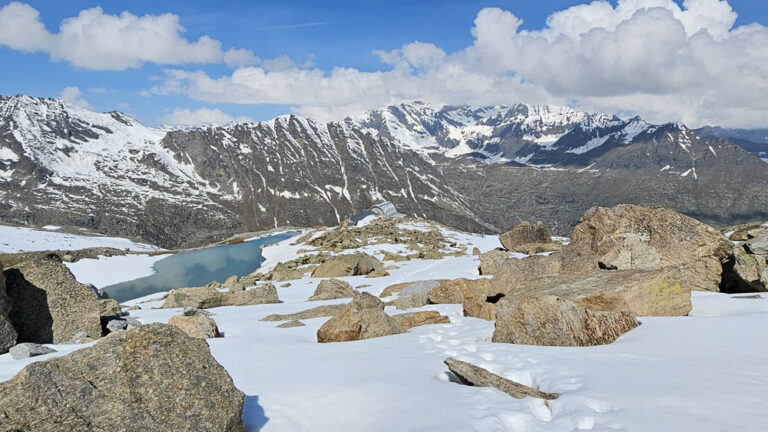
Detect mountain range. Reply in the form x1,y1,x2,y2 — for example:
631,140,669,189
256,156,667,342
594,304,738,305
1,95,766,247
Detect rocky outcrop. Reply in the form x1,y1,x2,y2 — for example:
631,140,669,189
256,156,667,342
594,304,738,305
499,221,551,252
426,278,498,319
9,342,56,360
392,311,450,331
0,260,17,354
311,253,383,278
490,205,733,316
162,284,279,309
722,244,767,292
3,255,103,343
478,250,515,276
0,323,244,431
380,280,446,298
444,358,559,400
309,278,356,301
493,295,640,346
390,294,430,310
746,230,768,255
317,293,403,343
261,304,347,322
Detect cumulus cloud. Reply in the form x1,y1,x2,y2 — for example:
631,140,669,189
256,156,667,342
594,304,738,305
59,86,93,110
0,2,257,70
149,0,768,127
161,107,253,127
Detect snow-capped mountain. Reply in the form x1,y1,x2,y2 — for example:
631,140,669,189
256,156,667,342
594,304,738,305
1,95,766,247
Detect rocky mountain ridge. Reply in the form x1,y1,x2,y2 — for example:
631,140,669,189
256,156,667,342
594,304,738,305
1,94,767,247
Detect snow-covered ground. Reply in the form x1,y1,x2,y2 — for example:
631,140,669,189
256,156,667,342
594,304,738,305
2,221,768,431
0,224,160,253
65,254,168,288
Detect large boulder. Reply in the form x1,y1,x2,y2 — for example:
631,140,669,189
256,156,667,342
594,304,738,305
427,278,498,320
309,278,356,301
4,255,103,343
168,315,221,339
565,205,730,289
310,253,383,278
9,342,56,360
162,283,279,309
497,267,694,317
317,292,403,343
478,250,515,276
0,324,244,431
722,244,767,292
499,221,551,252
261,304,347,322
0,260,18,354
493,295,640,346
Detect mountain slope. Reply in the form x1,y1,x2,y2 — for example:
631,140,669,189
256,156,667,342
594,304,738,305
1,95,767,247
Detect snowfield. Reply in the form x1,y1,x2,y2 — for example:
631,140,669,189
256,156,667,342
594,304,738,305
1,221,768,431
0,224,160,254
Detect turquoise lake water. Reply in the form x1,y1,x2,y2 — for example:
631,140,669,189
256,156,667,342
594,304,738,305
103,232,296,302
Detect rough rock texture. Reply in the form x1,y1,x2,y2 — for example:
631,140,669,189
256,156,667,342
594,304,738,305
379,280,447,298
9,342,56,360
4,255,103,343
98,299,122,317
261,304,347,322
746,231,768,255
168,315,220,339
499,221,551,252
162,284,279,309
0,260,17,354
722,244,767,292
182,307,214,317
566,205,730,290
0,324,244,432
393,311,450,331
493,295,640,346
317,293,403,343
501,268,694,317
478,250,515,276
277,320,306,328
426,279,498,320
391,294,430,310
444,358,559,400
105,318,128,333
309,278,356,301
311,253,383,278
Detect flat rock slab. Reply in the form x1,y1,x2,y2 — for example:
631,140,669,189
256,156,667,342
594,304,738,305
9,343,56,360
261,304,347,322
444,358,559,400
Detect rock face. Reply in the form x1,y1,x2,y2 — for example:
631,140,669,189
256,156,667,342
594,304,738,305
168,315,220,339
746,231,768,255
309,278,356,301
317,293,403,343
444,358,559,400
391,294,430,310
426,279,498,320
722,244,767,292
0,323,244,431
392,311,450,331
490,205,733,316
499,221,551,252
311,253,383,278
162,283,279,309
9,342,56,360
0,260,17,354
478,250,515,276
493,295,640,346
3,255,103,343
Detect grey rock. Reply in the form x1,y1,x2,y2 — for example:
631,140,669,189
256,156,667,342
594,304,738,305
317,292,403,343
493,295,640,346
4,255,102,344
182,307,214,317
309,278,356,301
9,343,56,360
261,304,347,322
105,318,128,333
746,232,768,255
162,283,279,309
399,280,444,297
168,315,220,339
444,358,559,400
0,323,244,431
0,260,18,354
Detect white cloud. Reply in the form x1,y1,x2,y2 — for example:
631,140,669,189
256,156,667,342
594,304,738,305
59,86,93,110
150,0,768,127
0,2,257,70
161,107,253,127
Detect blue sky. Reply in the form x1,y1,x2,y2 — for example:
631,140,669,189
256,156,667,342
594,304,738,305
0,0,766,127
